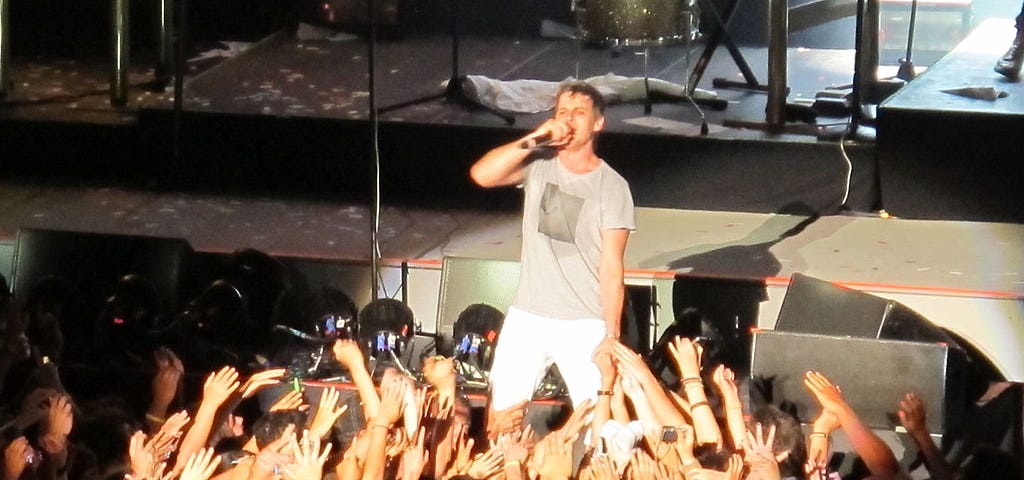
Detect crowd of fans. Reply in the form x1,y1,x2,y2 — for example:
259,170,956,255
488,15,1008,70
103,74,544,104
0,268,1020,480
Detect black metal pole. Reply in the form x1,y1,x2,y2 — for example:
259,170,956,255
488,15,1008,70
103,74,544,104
156,0,174,85
766,0,788,129
170,0,187,177
0,0,9,98
111,0,130,106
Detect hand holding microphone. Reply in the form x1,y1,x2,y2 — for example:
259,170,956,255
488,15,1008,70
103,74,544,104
519,119,573,150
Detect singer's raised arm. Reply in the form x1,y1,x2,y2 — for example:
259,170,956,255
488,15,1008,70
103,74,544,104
469,118,572,188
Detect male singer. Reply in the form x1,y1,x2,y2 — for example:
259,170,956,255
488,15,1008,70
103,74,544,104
469,80,636,411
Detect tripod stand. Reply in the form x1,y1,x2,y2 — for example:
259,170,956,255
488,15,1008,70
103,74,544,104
377,0,514,124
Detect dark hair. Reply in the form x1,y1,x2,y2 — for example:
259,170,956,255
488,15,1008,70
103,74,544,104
556,81,606,115
749,405,807,478
252,410,307,449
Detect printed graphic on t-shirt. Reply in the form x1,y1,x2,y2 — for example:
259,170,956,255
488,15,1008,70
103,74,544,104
538,182,584,243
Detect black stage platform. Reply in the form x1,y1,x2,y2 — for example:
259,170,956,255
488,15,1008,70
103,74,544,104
878,18,1024,224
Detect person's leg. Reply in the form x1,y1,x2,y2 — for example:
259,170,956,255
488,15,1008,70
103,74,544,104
549,318,607,409
488,307,552,411
995,2,1024,79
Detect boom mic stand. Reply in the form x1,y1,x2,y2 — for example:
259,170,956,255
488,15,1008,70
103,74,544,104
377,0,514,124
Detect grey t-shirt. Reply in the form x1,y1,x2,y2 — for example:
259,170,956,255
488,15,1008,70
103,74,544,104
512,156,636,320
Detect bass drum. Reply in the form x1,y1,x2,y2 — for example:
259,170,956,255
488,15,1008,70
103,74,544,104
575,0,700,47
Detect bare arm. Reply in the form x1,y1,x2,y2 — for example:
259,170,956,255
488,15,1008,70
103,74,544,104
174,367,240,475
668,337,723,447
599,228,629,337
333,340,380,421
469,119,572,188
804,371,900,478
899,393,953,480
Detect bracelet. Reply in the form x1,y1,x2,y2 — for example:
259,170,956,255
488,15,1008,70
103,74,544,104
505,460,521,467
145,413,165,423
809,432,829,440
689,401,710,410
682,378,704,389
597,390,614,396
370,423,390,430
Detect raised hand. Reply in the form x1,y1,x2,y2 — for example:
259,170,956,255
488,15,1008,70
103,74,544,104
744,423,782,480
667,336,703,379
308,387,348,439
627,449,670,480
580,453,617,480
179,447,221,480
3,436,32,480
128,431,161,480
555,398,595,444
151,348,184,409
532,431,575,480
711,365,737,397
723,453,744,480
332,339,366,369
466,445,504,479
241,368,287,399
803,371,853,420
283,429,332,480
159,410,191,438
488,400,527,438
399,427,428,480
374,376,409,427
448,424,475,476
496,424,534,465
592,340,617,381
269,389,307,413
39,394,73,454
201,366,240,407
898,393,927,436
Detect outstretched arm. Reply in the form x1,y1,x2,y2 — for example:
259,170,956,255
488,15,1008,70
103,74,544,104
804,371,900,478
899,393,953,480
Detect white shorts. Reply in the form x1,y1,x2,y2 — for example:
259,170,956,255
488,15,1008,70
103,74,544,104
488,306,608,411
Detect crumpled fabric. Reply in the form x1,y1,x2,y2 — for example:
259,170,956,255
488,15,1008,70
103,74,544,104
461,73,710,114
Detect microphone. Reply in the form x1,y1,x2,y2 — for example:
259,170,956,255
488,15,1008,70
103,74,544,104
272,324,334,345
519,133,555,149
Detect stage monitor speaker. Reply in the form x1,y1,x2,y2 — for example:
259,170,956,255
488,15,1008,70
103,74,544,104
436,256,521,355
775,273,952,343
12,229,194,317
750,330,965,434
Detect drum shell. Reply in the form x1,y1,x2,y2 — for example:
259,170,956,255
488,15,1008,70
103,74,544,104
576,0,698,46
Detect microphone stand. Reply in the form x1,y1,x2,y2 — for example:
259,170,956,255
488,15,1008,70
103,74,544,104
896,0,918,81
377,0,514,124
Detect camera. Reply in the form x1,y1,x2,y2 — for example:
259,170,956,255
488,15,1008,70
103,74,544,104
661,426,678,443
